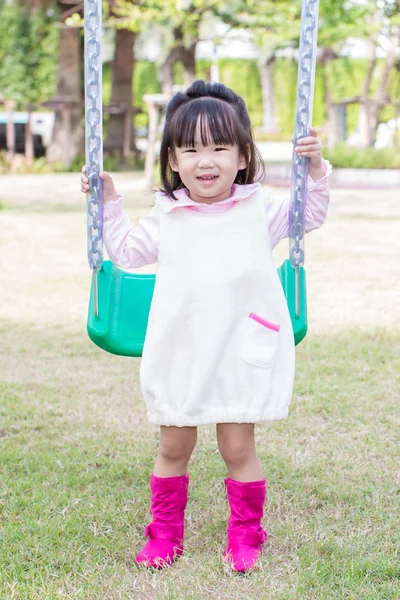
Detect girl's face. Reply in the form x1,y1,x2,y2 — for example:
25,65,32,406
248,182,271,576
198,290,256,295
169,125,247,205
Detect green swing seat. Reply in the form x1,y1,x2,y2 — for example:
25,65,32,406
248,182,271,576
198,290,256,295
87,259,307,357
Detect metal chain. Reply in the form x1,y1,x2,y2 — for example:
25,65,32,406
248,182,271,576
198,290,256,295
289,0,319,267
82,0,317,284
85,0,103,272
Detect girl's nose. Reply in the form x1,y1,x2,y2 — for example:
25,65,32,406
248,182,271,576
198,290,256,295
198,154,215,168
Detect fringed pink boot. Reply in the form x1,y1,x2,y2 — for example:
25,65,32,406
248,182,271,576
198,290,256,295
224,477,268,573
136,473,189,569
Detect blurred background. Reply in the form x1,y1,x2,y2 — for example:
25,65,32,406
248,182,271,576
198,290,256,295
0,0,399,176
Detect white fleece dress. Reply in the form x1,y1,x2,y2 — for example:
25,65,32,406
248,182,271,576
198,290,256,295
103,169,331,427
140,190,295,426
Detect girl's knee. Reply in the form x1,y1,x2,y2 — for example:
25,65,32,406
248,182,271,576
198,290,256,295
217,424,256,466
158,426,197,462
218,440,254,467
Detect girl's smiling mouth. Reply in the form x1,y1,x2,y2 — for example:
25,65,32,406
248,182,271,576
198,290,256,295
197,175,219,182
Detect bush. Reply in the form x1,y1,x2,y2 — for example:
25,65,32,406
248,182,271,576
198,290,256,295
67,154,144,173
0,151,144,175
0,151,57,174
323,144,400,169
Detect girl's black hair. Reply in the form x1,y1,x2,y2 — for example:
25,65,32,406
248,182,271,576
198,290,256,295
159,80,265,199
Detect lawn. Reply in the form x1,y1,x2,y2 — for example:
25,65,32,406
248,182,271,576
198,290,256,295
0,173,399,599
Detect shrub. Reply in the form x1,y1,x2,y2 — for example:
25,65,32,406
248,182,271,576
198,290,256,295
323,144,400,169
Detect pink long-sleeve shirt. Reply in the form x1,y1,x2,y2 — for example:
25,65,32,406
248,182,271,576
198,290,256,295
103,160,331,270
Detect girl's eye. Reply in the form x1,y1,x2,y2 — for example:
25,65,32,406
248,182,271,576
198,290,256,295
183,149,196,153
215,147,227,152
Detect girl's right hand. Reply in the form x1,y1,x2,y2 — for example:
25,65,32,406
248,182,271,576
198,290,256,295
81,166,119,204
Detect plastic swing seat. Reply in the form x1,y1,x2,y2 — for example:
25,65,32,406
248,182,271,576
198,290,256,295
87,259,307,357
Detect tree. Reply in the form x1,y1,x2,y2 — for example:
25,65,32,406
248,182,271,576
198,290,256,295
115,0,200,94
158,24,197,94
0,0,58,108
227,0,369,138
116,0,241,93
314,0,368,147
353,0,400,146
103,2,137,157
104,27,136,156
44,1,83,165
20,0,85,165
22,0,53,12
236,1,301,134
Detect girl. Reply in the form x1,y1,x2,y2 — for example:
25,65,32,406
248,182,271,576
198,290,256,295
81,80,330,572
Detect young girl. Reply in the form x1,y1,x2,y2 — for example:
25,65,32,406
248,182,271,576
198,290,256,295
81,80,330,572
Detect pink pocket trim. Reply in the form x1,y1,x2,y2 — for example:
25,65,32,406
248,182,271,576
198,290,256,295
249,313,280,332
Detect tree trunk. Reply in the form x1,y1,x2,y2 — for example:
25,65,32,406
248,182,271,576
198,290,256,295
160,50,175,95
319,49,338,149
355,41,377,147
177,43,196,87
355,38,397,147
160,43,197,95
22,0,52,13
260,56,279,133
104,28,136,156
325,87,337,149
367,42,398,146
159,24,197,94
46,23,83,165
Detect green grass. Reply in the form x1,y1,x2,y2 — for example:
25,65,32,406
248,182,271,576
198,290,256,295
1,322,399,599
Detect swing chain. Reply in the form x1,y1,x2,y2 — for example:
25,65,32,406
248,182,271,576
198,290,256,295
85,0,103,271
289,0,319,267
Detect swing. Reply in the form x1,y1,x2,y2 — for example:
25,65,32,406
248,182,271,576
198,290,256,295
84,0,319,357
86,259,307,357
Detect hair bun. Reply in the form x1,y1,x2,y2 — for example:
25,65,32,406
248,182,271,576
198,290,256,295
186,80,239,106
186,80,209,98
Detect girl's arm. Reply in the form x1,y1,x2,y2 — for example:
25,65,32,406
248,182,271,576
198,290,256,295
80,167,159,269
103,197,159,269
265,158,331,249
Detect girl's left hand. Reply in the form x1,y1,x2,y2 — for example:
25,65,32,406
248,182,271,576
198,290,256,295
294,127,324,180
294,127,321,165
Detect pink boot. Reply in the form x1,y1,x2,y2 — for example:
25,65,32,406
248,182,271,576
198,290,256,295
136,473,189,568
224,478,268,573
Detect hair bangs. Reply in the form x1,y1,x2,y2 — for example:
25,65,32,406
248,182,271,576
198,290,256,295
171,98,241,149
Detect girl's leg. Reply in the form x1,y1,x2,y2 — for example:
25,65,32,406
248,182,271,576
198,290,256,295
136,426,197,568
153,425,197,477
216,423,263,481
217,423,267,573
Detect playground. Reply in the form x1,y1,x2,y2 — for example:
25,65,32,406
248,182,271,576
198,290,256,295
1,173,399,598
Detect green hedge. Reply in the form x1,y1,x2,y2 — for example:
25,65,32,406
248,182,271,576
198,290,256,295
122,57,400,140
323,144,400,169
